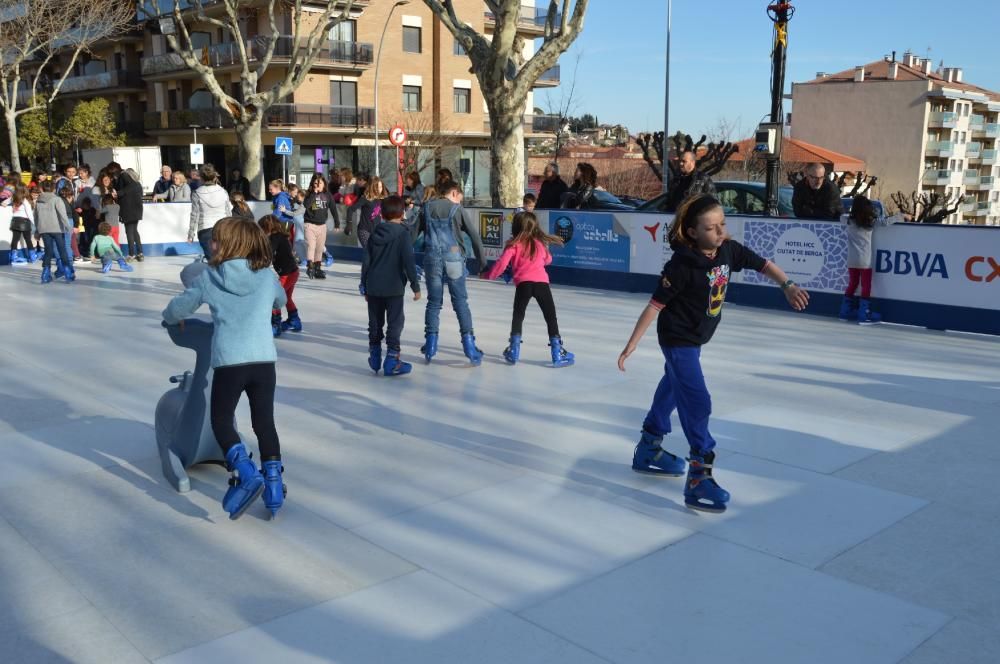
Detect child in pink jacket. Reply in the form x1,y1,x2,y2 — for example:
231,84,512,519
483,211,574,367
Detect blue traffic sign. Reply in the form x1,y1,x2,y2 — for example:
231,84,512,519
275,136,293,155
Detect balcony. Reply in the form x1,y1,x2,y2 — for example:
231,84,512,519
965,174,995,190
144,108,235,131
531,113,563,133
141,38,374,78
924,140,954,157
140,0,364,19
57,70,145,97
970,114,985,131
966,142,982,158
484,5,560,36
973,123,1000,139
976,149,998,165
116,120,147,138
961,201,977,214
533,65,560,88
922,169,952,186
963,170,981,186
928,111,957,128
975,201,992,216
264,104,375,129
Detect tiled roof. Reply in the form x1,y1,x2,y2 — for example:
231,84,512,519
729,137,866,172
801,59,1000,101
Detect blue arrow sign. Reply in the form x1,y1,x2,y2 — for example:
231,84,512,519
275,136,293,155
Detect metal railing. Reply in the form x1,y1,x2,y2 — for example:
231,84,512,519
980,149,998,163
59,70,144,94
970,114,985,128
966,142,982,156
923,169,951,183
141,38,373,76
484,5,562,29
929,111,957,126
144,108,236,131
925,140,953,154
264,104,375,129
538,65,560,82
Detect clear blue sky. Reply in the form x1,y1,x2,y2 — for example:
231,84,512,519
537,0,1000,139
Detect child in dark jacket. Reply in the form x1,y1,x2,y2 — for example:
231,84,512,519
361,195,421,376
259,215,302,336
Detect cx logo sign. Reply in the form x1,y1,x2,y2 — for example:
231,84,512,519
965,256,1000,282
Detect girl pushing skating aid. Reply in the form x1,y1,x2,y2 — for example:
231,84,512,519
618,194,809,513
162,217,289,520
482,211,574,367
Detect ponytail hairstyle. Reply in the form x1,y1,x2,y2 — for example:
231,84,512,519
509,211,563,261
668,194,723,248
849,195,877,230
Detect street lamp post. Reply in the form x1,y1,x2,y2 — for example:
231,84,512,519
38,74,56,173
662,0,671,194
373,0,409,177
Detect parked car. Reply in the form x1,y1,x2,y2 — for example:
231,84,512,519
636,181,795,216
572,189,637,212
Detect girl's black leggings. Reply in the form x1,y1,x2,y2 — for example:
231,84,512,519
511,281,560,338
123,221,142,256
10,230,34,251
210,362,281,460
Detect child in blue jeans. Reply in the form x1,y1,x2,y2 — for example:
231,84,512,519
618,194,809,513
163,217,288,520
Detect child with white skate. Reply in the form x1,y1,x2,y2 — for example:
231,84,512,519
840,195,902,325
618,194,809,513
90,222,133,274
162,217,288,520
482,211,574,367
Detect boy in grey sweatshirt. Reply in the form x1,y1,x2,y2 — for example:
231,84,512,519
35,181,74,283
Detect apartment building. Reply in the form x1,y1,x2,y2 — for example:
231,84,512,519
790,51,1000,225
33,0,560,201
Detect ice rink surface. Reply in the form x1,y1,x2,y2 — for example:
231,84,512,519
0,256,997,663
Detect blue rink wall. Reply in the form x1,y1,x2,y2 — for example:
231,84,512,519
3,203,998,336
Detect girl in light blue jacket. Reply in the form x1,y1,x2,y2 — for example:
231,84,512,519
163,217,288,520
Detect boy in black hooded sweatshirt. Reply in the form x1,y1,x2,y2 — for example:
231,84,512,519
361,195,421,376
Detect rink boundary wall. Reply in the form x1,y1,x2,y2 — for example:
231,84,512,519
2,203,997,336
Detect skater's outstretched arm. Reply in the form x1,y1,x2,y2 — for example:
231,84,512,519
618,304,660,372
760,261,810,311
163,279,207,324
482,245,515,281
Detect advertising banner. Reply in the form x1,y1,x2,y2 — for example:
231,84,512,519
479,210,507,261
741,220,848,293
871,224,1000,310
548,211,630,272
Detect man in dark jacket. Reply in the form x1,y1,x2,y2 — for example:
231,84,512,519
361,195,421,376
792,163,844,220
663,151,716,213
227,168,252,199
536,163,568,209
152,165,172,200
107,162,145,261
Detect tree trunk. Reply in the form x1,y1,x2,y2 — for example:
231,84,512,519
235,115,265,200
486,101,526,208
5,108,21,173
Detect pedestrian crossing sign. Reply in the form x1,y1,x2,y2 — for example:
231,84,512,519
275,137,293,155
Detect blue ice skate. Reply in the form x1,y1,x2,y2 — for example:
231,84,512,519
271,313,282,338
383,349,412,376
421,333,438,363
9,250,26,265
40,266,52,283
857,299,882,325
632,430,686,476
29,249,43,263
223,443,265,520
549,336,574,368
323,253,333,267
462,333,483,366
503,334,521,364
368,343,382,373
261,459,286,519
838,295,859,320
280,311,302,333
102,259,113,274
63,264,75,283
117,257,134,272
684,451,730,513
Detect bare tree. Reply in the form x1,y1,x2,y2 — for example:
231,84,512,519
424,0,590,207
143,0,356,197
636,131,739,182
373,107,463,188
890,190,963,224
0,0,134,170
541,50,582,166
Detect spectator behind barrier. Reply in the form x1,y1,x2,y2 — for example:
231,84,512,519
792,163,844,221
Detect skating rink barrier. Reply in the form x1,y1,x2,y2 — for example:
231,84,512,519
2,202,997,335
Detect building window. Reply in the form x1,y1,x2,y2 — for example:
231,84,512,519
453,87,470,114
403,26,421,53
330,19,355,42
453,39,465,55
331,80,357,107
403,85,421,112
167,88,178,111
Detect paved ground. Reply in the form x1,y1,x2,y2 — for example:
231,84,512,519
0,256,997,663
